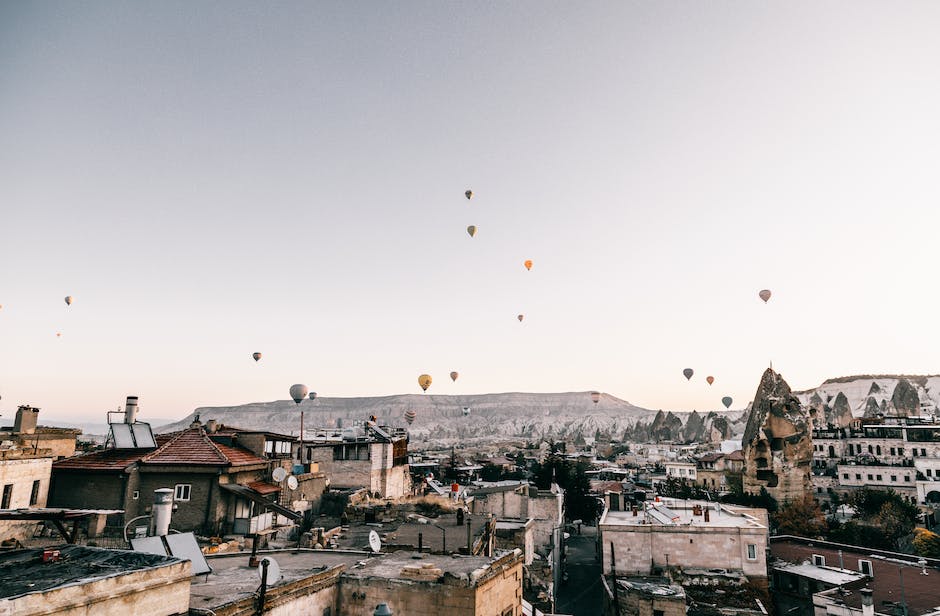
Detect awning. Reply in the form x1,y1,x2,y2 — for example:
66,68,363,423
220,483,301,521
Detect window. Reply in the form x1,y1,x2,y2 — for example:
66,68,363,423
842,473,849,479
929,469,934,477
922,448,927,457
29,480,41,506
904,476,910,482
876,446,882,455
1,484,11,509
654,611,665,616
174,484,191,502
867,474,873,481
899,448,904,456
133,490,140,499
812,554,825,567
876,475,883,481
891,448,896,456
855,474,861,480
891,475,897,482
868,445,873,454
859,560,873,576
747,544,758,560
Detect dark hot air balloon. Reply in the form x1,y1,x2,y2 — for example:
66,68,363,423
252,352,262,362
722,396,733,409
683,368,694,381
759,289,772,303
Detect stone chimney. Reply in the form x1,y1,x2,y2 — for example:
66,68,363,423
206,419,218,433
860,588,873,616
14,406,39,435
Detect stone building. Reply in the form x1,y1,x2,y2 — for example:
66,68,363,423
0,447,53,543
742,369,813,504
599,499,769,585
0,544,191,615
0,406,81,460
601,577,686,616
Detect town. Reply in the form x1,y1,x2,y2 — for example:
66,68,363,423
1,369,938,615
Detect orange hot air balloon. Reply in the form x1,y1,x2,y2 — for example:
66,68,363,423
418,374,432,392
404,409,417,425
450,371,458,382
759,289,772,303
517,314,524,322
467,225,477,238
524,260,533,271
706,376,714,385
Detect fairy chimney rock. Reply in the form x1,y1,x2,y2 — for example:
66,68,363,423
742,368,813,504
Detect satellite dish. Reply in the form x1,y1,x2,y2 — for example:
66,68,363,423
258,556,281,585
368,530,382,553
272,467,287,482
287,475,298,490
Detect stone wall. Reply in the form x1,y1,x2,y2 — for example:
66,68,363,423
0,455,52,542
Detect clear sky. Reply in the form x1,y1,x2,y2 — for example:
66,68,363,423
3,2,940,421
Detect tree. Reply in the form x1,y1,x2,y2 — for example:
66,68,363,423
913,528,940,559
531,455,601,523
773,496,827,538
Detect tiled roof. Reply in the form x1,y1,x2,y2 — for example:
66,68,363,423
53,427,267,470
697,452,725,463
53,449,146,471
246,481,280,495
724,450,745,461
142,428,265,466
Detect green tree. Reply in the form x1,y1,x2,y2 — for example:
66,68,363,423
531,455,601,523
773,496,827,537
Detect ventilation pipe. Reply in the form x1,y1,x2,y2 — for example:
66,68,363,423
124,396,139,424
860,588,873,616
152,488,174,536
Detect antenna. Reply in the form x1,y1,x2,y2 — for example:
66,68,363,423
258,556,281,585
368,530,382,553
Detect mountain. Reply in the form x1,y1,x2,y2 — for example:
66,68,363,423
793,375,940,427
156,392,742,448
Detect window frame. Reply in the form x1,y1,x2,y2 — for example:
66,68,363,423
174,484,192,502
746,544,758,560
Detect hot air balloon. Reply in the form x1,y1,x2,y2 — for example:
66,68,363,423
591,391,601,405
759,289,772,303
252,352,262,362
418,374,432,392
56,332,61,338
289,384,308,404
683,368,694,381
517,314,524,322
467,225,477,238
450,371,458,382
64,296,73,306
465,190,473,200
524,260,533,271
404,409,417,425
722,396,733,409
309,392,318,401
706,376,714,386
462,406,470,416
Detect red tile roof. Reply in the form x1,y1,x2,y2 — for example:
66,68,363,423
725,450,745,461
55,427,267,470
697,452,725,463
53,449,146,471
142,428,266,466
247,481,280,495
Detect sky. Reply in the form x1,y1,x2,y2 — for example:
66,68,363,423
3,2,940,422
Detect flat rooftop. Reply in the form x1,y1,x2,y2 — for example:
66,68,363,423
345,550,517,586
191,550,364,610
772,561,867,586
601,500,766,529
337,512,489,554
0,545,184,599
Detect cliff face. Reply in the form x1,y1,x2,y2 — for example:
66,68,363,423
742,369,813,504
794,375,940,427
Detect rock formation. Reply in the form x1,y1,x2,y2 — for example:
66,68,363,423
742,368,813,504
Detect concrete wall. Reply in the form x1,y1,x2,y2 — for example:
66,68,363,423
49,471,126,511
0,455,52,542
600,523,768,581
338,552,523,616
1,560,191,616
206,565,343,616
137,470,222,534
310,442,410,499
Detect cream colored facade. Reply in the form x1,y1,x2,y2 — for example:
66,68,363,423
0,451,53,542
600,500,768,583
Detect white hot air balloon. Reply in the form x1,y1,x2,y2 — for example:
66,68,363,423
289,384,309,443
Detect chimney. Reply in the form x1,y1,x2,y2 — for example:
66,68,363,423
152,488,174,536
206,419,218,433
704,508,710,522
860,588,873,616
124,396,139,424
14,406,39,435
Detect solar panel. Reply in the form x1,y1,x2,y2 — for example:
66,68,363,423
131,536,168,556
130,423,156,448
166,532,212,575
110,423,135,448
